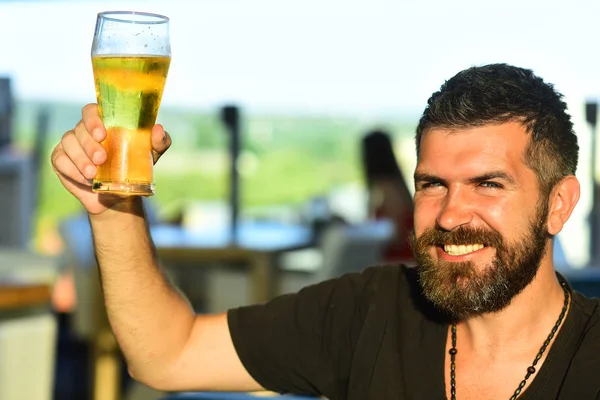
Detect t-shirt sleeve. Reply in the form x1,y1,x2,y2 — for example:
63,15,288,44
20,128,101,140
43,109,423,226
227,266,384,398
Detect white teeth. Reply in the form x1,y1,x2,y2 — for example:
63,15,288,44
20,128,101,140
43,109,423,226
443,243,484,256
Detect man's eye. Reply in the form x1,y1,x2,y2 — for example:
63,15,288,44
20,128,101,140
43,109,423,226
420,182,443,189
480,181,503,189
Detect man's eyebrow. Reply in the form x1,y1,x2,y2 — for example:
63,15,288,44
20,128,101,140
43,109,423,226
413,171,517,185
467,171,517,186
414,172,445,184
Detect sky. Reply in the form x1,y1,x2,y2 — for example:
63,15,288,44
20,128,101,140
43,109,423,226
1,0,600,116
1,0,600,265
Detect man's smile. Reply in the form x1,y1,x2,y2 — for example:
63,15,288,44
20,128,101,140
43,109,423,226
433,243,492,261
443,243,485,256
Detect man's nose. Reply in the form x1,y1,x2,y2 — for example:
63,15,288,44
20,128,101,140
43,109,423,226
436,187,473,231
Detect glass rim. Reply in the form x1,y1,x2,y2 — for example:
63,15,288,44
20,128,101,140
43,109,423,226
97,11,169,24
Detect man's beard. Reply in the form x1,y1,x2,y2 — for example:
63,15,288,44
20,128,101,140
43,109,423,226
410,202,549,320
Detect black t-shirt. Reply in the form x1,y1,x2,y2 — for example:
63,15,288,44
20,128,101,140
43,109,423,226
227,265,600,399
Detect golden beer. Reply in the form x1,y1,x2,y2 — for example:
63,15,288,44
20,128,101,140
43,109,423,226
91,55,171,195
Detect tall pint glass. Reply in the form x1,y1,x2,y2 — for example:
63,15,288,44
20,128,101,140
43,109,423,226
91,11,171,196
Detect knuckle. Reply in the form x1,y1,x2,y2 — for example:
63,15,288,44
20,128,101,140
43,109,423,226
75,120,86,131
75,126,91,143
82,103,96,114
62,130,73,141
51,151,67,171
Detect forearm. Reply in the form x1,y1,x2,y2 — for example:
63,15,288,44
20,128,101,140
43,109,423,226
89,197,195,381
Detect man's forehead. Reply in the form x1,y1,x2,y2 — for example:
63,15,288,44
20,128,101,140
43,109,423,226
418,123,529,153
415,123,531,175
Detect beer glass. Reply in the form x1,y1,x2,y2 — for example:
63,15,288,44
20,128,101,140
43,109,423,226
91,11,171,196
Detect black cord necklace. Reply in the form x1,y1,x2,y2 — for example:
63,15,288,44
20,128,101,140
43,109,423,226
448,281,570,400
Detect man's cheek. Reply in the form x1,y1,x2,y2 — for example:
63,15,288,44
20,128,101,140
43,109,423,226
412,215,430,237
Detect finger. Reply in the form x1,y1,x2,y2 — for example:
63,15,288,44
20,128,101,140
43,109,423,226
60,130,98,180
74,119,107,165
51,144,92,187
81,104,106,142
151,124,171,163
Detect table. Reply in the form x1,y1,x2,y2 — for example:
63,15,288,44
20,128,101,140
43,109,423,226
61,216,314,303
152,223,314,303
0,282,52,310
59,215,314,400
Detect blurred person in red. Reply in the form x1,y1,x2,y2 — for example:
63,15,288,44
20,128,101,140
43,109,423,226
362,129,414,261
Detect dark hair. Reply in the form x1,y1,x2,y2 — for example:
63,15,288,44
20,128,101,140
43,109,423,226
361,128,413,201
362,129,403,185
415,63,579,196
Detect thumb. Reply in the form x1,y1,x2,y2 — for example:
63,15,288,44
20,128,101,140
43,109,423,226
151,124,171,163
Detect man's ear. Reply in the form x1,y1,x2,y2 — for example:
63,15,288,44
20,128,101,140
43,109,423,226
547,176,580,236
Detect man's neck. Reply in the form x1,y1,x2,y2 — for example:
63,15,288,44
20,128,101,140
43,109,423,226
457,260,567,358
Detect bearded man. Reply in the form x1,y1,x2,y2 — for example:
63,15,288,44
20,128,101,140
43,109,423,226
51,63,600,399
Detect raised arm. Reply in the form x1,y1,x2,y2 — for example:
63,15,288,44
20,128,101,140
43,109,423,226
51,105,262,392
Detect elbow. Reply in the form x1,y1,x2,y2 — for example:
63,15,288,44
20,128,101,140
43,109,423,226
127,363,187,392
127,364,170,392
127,364,155,389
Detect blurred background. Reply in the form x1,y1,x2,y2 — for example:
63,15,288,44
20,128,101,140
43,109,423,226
2,0,600,399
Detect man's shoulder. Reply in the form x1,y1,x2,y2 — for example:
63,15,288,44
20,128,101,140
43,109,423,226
565,291,600,366
557,291,600,396
571,291,600,332
568,279,600,330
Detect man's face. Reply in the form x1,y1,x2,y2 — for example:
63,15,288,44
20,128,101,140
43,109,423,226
411,122,550,319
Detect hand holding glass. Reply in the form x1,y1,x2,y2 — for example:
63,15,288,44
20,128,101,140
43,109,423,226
91,11,171,196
